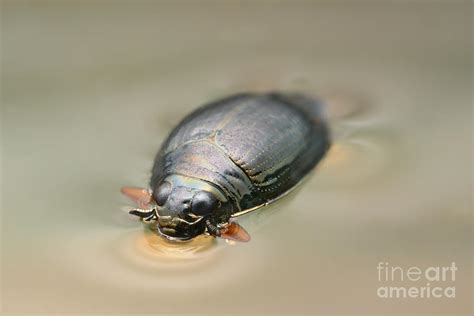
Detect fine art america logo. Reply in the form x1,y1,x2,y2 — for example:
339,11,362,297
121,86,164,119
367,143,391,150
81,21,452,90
377,262,457,299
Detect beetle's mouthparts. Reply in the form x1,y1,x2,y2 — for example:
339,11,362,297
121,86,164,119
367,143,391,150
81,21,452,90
156,214,206,241
157,214,204,227
129,207,206,241
129,207,202,223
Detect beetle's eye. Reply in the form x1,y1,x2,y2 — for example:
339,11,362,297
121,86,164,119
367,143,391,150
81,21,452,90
155,181,171,206
191,191,218,216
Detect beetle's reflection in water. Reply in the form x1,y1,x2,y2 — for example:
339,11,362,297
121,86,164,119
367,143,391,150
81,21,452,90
141,224,217,260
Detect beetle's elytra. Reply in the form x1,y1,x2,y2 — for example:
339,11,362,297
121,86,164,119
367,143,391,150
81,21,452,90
122,92,330,242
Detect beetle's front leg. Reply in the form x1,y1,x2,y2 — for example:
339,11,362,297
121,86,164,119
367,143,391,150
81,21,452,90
205,218,222,237
129,207,158,222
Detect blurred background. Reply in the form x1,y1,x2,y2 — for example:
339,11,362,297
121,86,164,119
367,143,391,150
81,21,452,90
1,1,472,315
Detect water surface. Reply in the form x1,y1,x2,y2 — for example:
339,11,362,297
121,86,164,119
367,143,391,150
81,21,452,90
2,2,472,315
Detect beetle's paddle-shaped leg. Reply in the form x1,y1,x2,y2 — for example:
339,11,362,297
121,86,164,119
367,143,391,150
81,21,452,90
220,222,251,242
121,187,153,209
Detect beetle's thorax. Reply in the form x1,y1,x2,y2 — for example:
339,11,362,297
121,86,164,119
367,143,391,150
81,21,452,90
153,141,254,208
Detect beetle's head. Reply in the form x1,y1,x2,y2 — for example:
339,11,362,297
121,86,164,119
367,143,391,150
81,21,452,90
152,175,231,241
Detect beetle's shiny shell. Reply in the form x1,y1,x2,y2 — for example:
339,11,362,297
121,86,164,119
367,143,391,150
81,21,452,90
150,92,330,216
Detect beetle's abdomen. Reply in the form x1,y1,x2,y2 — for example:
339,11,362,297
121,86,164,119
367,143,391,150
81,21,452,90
151,93,330,211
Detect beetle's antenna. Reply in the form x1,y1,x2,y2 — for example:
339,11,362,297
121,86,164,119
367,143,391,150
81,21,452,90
129,207,158,222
